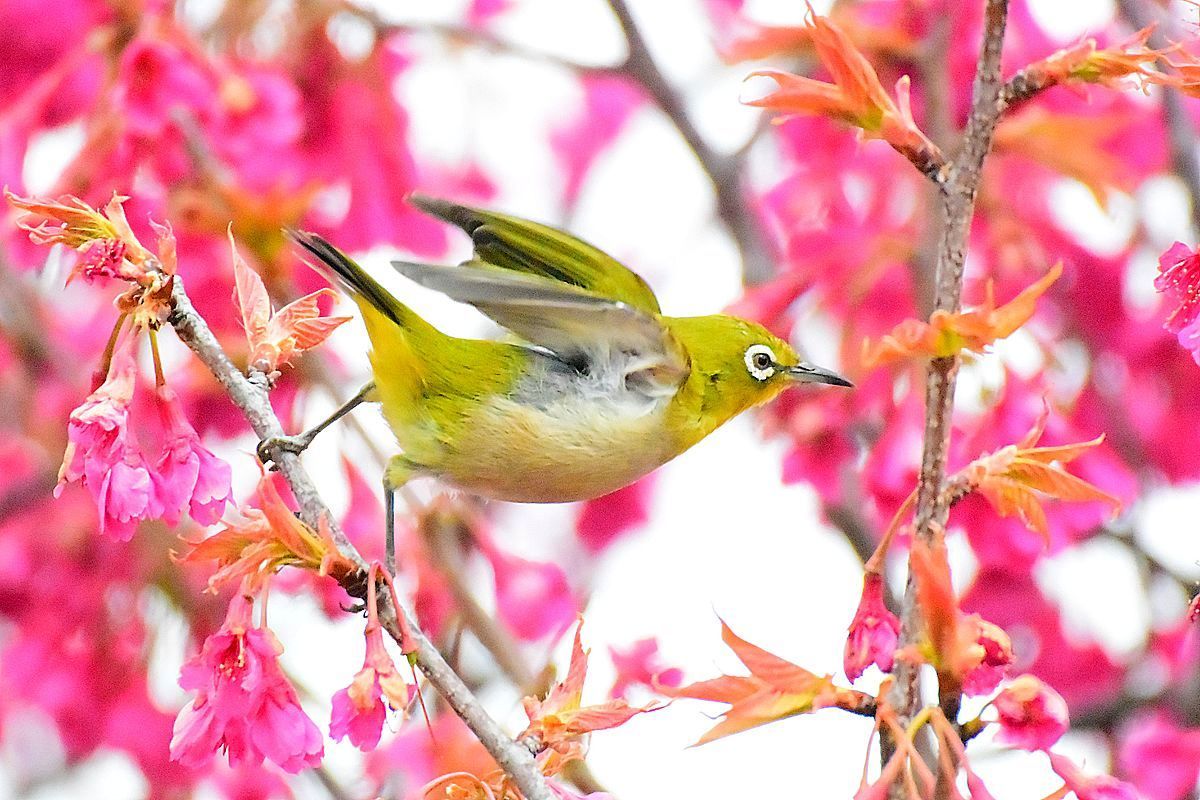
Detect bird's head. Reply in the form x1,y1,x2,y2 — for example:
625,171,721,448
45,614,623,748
670,314,852,422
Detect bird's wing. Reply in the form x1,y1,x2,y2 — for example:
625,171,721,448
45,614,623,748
408,195,663,314
392,259,689,396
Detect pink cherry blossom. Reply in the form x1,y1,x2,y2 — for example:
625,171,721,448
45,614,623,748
843,571,900,681
58,339,157,540
1048,751,1137,800
155,385,232,526
609,638,682,699
993,674,1069,751
1155,242,1200,364
961,617,1014,696
171,592,323,773
1117,713,1200,800
329,625,414,751
576,476,654,552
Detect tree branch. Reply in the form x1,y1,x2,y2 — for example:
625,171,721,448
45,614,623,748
166,277,552,800
605,0,773,284
886,1,1011,796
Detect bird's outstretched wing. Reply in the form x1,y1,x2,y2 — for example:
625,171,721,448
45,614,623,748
408,195,663,314
392,259,689,397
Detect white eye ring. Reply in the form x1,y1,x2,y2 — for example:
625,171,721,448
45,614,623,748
744,344,776,381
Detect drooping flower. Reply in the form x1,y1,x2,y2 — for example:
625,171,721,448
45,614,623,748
1047,751,1137,800
992,674,1069,751
329,625,414,751
960,617,1014,696
329,566,416,752
170,590,323,772
155,385,232,527
57,338,157,540
843,571,900,681
1155,242,1200,365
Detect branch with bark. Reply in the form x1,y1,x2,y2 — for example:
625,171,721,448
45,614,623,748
167,277,554,800
885,0,1011,795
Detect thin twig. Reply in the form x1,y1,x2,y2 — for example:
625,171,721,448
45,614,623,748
885,1,1012,797
606,0,773,284
166,277,552,800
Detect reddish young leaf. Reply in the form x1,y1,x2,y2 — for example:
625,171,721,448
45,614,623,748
742,9,934,161
862,263,1062,368
519,621,655,763
230,230,350,375
954,410,1121,542
664,619,861,745
177,469,355,592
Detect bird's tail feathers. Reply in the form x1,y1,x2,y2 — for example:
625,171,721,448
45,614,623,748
288,230,444,341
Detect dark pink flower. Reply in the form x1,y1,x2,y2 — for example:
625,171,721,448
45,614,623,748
843,571,900,681
1048,751,1137,800
993,674,1069,751
155,385,231,526
475,527,578,641
961,617,1014,696
576,476,654,552
609,638,682,699
58,340,156,540
1117,713,1200,800
1155,242,1200,364
329,625,413,751
171,592,323,772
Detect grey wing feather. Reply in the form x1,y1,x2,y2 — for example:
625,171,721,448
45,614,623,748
392,260,690,396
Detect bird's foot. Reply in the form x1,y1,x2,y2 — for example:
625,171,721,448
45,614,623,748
256,431,316,467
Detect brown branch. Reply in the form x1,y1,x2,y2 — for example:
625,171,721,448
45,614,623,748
166,277,552,800
605,0,773,284
885,1,1012,797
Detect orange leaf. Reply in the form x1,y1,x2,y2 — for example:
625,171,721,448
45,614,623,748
663,619,846,745
862,263,1062,367
519,621,655,757
742,9,933,156
955,415,1120,543
229,230,351,374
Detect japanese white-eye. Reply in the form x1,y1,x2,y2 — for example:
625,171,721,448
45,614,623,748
282,196,851,505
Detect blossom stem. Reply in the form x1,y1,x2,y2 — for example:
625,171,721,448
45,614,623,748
95,312,129,387
148,327,165,387
166,277,553,800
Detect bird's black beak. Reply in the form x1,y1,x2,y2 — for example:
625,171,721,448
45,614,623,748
784,362,854,388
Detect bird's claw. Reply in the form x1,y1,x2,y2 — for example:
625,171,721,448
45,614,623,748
255,432,315,468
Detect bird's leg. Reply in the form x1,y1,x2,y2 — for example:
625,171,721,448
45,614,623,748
383,456,416,576
257,381,376,464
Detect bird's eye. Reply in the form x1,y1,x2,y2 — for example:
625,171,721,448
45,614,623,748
744,344,776,381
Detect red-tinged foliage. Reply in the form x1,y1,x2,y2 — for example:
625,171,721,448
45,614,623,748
744,11,935,162
520,623,655,762
952,408,1121,542
665,620,867,744
231,231,350,375
177,469,355,593
862,262,1062,367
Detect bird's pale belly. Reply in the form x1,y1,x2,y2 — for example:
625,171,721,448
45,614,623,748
433,395,678,503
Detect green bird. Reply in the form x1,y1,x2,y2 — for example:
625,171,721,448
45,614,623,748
275,196,850,522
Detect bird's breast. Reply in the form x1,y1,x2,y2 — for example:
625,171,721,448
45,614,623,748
436,390,679,503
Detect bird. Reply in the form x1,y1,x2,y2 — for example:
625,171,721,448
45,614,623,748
270,196,850,553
